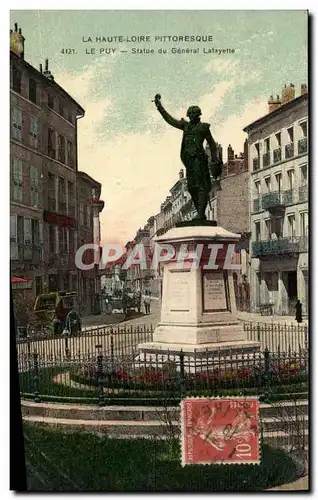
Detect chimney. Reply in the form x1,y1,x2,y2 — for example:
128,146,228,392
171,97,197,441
43,58,54,80
268,94,281,113
227,144,234,162
217,143,223,163
10,23,25,59
301,83,308,95
39,63,43,73
281,83,295,105
179,169,184,180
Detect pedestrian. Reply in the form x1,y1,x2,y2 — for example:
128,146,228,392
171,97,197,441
295,299,303,324
144,291,151,315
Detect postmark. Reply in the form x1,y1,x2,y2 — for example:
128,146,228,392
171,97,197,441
180,397,260,466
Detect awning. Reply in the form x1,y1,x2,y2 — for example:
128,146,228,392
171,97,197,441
11,276,33,290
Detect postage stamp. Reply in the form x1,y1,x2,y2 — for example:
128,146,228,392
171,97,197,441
180,397,260,466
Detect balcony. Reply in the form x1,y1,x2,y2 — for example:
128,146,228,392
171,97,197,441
285,142,294,159
47,252,76,270
298,137,308,155
273,147,282,164
252,237,305,258
253,157,260,171
10,243,41,265
253,197,262,212
261,189,294,211
263,151,270,168
298,184,308,203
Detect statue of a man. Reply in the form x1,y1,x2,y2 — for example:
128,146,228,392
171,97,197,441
154,94,222,221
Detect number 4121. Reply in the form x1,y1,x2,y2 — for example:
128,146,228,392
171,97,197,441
61,49,76,55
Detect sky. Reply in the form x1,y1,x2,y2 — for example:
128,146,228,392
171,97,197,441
10,10,308,245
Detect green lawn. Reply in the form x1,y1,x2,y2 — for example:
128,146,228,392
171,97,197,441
24,423,301,492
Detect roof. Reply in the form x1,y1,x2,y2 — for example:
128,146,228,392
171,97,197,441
77,171,101,188
243,93,308,133
10,51,85,115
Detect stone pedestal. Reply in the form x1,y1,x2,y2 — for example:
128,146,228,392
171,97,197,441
137,225,259,369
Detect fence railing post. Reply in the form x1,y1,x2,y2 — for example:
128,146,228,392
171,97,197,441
97,353,105,407
262,347,270,403
33,351,41,403
110,335,114,363
179,350,185,398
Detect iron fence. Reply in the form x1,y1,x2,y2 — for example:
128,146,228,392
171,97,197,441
244,322,308,353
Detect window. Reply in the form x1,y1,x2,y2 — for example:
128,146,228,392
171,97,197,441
59,100,64,117
254,221,261,241
57,134,66,163
68,182,75,216
68,111,73,124
275,173,282,192
300,164,308,186
287,214,296,237
48,94,54,109
273,217,283,238
287,127,294,143
48,128,55,158
69,229,75,254
29,78,37,104
12,65,22,93
264,177,271,192
300,212,308,237
48,173,56,211
83,204,88,227
29,116,38,149
67,140,74,167
80,203,84,226
254,181,261,195
30,166,39,207
287,170,294,190
23,217,32,259
265,219,271,240
11,106,22,141
264,138,270,152
49,225,56,253
31,219,39,246
59,227,68,253
255,143,260,156
58,177,66,213
300,121,308,138
10,215,18,259
275,132,281,147
11,158,23,202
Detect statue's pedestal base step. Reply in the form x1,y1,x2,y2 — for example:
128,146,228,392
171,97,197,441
136,340,260,373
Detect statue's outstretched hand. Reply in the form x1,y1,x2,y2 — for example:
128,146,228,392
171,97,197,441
154,94,161,108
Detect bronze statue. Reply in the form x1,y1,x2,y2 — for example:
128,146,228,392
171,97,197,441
154,94,222,221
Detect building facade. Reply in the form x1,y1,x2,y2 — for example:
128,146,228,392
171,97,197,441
10,24,104,315
244,83,308,315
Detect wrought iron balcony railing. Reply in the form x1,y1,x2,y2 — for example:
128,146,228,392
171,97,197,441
253,157,260,171
273,147,282,164
298,184,308,203
285,142,294,159
261,189,293,210
298,137,308,155
263,151,270,168
252,236,306,258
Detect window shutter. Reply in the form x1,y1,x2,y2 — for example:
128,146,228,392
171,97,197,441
10,215,17,242
23,217,32,245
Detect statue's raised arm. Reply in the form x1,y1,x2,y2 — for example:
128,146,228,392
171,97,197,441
154,94,185,130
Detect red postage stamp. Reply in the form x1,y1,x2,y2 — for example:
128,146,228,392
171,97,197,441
180,397,260,466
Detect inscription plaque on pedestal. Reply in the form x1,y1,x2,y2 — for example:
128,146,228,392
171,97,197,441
202,271,229,312
169,270,190,312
